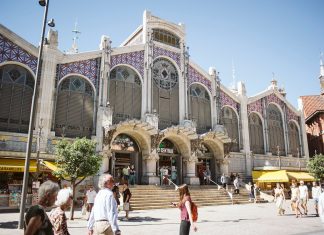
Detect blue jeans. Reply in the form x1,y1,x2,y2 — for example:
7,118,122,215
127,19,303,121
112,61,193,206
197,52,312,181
129,175,135,185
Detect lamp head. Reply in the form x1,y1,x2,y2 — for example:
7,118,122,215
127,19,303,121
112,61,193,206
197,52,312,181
47,19,55,27
39,0,46,7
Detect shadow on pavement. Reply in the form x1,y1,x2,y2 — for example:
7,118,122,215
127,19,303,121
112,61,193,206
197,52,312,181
0,221,18,229
119,216,163,222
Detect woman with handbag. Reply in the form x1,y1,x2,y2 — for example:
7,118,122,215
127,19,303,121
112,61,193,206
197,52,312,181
122,182,132,220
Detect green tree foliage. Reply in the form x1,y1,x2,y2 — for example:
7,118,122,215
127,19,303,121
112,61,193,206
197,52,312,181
307,154,324,181
54,137,102,219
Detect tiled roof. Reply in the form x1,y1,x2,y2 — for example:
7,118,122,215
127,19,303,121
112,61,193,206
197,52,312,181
300,95,324,121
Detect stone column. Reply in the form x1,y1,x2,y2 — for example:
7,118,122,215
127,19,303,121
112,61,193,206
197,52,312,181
237,82,252,178
99,149,111,174
142,152,160,185
35,29,60,152
96,36,112,152
183,154,200,185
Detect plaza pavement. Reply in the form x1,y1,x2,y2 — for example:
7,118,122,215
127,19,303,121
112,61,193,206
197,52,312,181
0,200,323,235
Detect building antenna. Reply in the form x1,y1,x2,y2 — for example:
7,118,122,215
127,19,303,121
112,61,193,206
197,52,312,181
68,19,81,54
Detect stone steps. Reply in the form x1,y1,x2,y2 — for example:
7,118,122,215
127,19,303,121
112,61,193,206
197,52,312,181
123,185,255,210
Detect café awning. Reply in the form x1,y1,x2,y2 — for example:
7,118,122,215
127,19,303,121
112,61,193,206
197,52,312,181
0,158,37,172
42,161,59,172
252,170,289,183
286,171,315,182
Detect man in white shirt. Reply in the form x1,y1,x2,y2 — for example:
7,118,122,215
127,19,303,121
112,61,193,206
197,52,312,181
88,174,121,235
312,181,322,217
86,185,97,215
299,180,309,215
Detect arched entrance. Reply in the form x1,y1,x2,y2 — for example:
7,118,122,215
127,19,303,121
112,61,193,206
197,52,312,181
110,134,142,184
196,143,215,185
157,138,183,185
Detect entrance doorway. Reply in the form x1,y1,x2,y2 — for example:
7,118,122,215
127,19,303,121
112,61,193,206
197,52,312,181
157,139,182,185
110,134,141,184
196,143,215,185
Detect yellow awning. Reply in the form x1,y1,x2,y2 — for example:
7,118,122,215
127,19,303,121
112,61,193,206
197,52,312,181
0,159,37,172
287,171,315,182
252,170,289,183
42,161,59,172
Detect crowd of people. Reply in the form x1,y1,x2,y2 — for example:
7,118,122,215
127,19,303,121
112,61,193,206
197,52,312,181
273,180,324,219
23,174,324,235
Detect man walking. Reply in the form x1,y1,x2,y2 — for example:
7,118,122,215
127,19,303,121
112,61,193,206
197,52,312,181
312,181,322,217
86,185,97,218
88,174,121,235
221,173,227,189
299,180,309,215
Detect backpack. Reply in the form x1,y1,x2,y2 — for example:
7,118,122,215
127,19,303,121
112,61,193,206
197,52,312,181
191,201,198,222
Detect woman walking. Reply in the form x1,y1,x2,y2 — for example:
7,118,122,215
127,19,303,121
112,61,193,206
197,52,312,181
49,188,73,235
122,182,132,220
172,184,197,235
274,183,285,215
291,182,302,218
24,180,60,235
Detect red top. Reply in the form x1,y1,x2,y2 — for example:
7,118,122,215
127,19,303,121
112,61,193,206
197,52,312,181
180,195,191,221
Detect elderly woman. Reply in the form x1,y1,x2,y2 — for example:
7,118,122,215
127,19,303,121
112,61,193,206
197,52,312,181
49,188,73,235
24,180,60,235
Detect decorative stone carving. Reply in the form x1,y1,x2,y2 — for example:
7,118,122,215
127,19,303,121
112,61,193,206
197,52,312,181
103,128,117,149
190,138,203,153
151,133,165,152
143,153,159,161
145,112,159,130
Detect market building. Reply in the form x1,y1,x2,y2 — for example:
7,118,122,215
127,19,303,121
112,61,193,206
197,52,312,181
0,11,310,207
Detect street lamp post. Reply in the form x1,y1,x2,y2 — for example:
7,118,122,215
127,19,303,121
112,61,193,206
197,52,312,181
18,0,54,229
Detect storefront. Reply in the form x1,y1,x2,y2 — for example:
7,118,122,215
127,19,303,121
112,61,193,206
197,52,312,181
0,158,59,208
252,170,315,191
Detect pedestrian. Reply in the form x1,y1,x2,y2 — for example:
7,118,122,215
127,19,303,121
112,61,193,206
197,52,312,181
112,185,120,207
24,180,60,235
163,166,169,185
87,174,121,235
86,185,97,218
221,173,226,189
122,182,132,220
204,166,211,185
253,183,260,203
171,184,197,234
230,172,235,184
274,183,285,215
248,182,254,202
312,181,322,217
233,176,240,194
318,184,324,224
171,166,177,184
49,188,73,235
129,165,136,185
291,182,302,218
299,180,309,215
122,166,129,183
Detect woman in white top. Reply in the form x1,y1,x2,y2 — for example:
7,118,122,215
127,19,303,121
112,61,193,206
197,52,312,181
290,182,302,218
274,183,285,215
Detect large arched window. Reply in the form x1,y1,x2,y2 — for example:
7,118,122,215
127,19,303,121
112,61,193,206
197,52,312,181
248,112,264,154
267,103,285,155
109,66,142,124
55,76,95,138
288,121,300,157
152,58,179,129
189,84,211,134
221,106,239,152
0,64,34,133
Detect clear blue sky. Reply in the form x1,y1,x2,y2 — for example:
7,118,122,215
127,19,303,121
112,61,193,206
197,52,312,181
1,0,324,108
